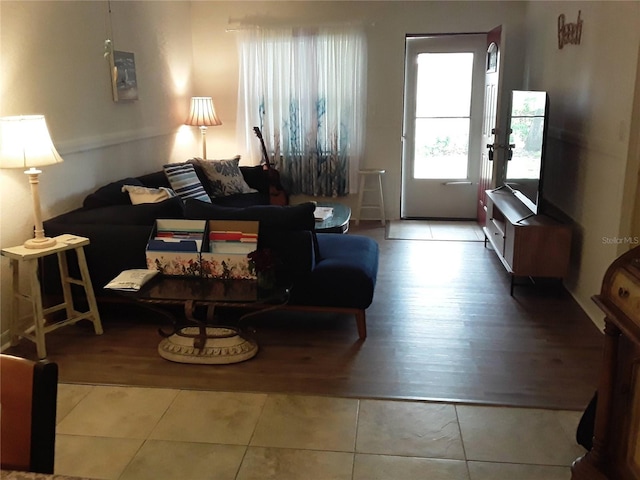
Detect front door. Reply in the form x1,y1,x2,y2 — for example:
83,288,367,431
401,34,486,219
477,26,504,225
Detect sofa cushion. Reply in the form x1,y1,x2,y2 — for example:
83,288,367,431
121,185,176,205
210,192,270,207
189,157,257,197
49,197,184,226
163,163,211,203
184,200,316,232
83,177,143,208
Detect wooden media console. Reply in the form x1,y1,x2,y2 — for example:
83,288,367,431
483,188,572,294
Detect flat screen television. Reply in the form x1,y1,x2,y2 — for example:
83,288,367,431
504,90,550,215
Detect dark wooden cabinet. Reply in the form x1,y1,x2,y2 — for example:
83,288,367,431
571,246,640,480
483,189,572,294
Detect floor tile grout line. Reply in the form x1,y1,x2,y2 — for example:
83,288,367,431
454,404,473,479
55,384,584,478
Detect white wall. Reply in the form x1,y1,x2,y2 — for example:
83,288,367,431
0,1,196,334
522,1,640,326
190,1,528,210
2,0,637,336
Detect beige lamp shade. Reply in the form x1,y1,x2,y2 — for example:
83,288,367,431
185,97,222,159
0,115,64,170
185,97,222,127
0,115,64,249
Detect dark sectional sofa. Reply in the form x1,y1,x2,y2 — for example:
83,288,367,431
42,163,379,338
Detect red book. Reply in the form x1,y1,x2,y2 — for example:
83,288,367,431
209,231,243,241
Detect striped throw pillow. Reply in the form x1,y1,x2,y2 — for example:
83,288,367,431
163,163,211,203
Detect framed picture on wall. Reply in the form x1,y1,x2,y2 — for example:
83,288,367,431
111,51,138,102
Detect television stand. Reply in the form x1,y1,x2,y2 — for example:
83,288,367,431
483,189,572,295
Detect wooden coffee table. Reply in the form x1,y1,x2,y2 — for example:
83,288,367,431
314,202,351,234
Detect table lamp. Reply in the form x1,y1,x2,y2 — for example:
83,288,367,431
0,115,64,249
185,96,222,159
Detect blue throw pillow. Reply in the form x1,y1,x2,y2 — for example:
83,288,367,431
163,163,211,203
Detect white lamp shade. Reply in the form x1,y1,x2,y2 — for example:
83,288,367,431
185,97,222,127
0,115,64,169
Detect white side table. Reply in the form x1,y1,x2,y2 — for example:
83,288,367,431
1,234,103,359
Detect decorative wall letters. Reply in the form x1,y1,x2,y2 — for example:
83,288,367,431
558,10,583,49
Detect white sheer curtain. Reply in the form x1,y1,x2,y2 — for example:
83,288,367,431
236,26,367,196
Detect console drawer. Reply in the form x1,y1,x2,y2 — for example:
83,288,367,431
485,217,505,254
610,269,640,326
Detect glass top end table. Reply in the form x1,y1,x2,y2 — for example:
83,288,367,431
314,202,351,234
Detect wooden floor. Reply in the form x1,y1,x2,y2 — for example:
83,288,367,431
6,221,604,410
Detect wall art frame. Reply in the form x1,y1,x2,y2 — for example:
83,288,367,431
110,50,138,102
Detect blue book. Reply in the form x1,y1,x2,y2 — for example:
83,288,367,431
147,239,199,252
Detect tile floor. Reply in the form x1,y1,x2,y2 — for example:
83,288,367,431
55,383,585,480
386,220,485,242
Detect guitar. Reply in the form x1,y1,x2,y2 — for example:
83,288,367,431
253,127,289,206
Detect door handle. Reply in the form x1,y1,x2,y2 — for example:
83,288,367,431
486,144,494,161
486,143,516,160
442,181,473,185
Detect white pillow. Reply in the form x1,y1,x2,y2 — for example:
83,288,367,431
121,185,177,205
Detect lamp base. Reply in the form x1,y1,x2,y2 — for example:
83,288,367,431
24,236,57,249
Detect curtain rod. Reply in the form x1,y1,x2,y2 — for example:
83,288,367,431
226,18,373,32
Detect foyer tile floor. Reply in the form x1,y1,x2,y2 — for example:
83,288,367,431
54,384,585,480
386,220,485,241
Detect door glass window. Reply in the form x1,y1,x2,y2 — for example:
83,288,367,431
414,53,474,179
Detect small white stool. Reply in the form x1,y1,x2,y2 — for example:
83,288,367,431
355,169,386,226
1,234,103,359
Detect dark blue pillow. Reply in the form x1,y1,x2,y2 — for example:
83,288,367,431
239,165,270,194
137,171,171,189
83,177,143,209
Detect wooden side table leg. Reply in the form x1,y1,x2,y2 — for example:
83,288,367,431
27,259,48,359
75,246,103,335
376,172,386,226
9,258,21,346
57,250,75,321
355,173,366,226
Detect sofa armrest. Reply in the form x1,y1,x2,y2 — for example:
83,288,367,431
289,234,379,310
40,197,184,300
259,229,315,285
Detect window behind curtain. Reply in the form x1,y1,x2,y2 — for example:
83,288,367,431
236,26,367,197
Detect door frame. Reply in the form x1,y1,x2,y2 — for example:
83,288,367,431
401,33,488,219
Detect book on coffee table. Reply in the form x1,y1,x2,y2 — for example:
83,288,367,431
104,269,159,291
314,206,333,221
